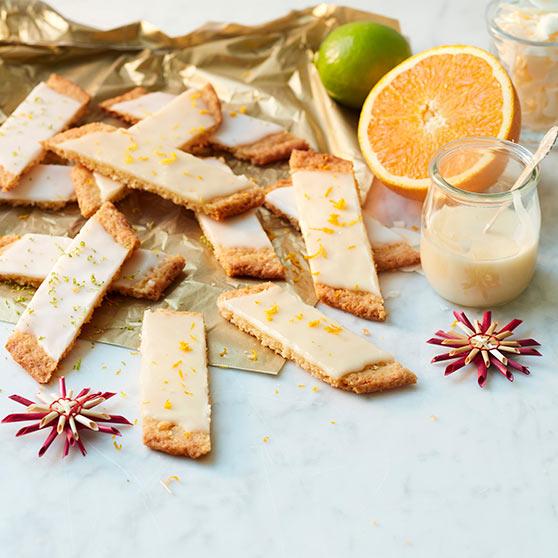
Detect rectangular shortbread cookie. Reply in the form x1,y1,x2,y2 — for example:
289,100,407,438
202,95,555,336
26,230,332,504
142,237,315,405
129,84,222,151
71,164,128,218
44,123,264,220
197,210,284,279
0,233,185,301
0,74,89,190
0,164,76,209
210,105,309,165
5,202,139,383
290,150,385,321
264,182,420,272
217,283,416,394
100,87,177,123
140,308,211,458
100,87,309,165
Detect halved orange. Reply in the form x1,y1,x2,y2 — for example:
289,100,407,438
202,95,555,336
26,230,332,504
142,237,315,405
358,45,521,201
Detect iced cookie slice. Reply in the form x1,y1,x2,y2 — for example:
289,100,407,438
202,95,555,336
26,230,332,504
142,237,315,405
290,150,385,321
0,74,89,190
99,87,176,124
129,85,221,151
197,210,284,279
218,283,416,394
140,309,211,458
71,164,128,218
210,105,309,165
5,203,139,383
102,87,308,165
44,123,264,220
264,182,420,272
0,233,184,301
0,164,76,209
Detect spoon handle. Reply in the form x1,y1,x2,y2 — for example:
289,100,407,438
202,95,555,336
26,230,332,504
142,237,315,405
483,126,558,234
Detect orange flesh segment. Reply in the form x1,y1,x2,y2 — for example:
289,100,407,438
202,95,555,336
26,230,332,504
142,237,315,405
367,53,506,180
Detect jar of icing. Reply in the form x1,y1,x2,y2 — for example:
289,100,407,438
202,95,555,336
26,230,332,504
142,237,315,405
421,137,541,307
487,0,558,142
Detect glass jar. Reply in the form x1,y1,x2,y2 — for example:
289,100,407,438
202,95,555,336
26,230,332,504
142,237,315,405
486,0,558,143
421,137,541,307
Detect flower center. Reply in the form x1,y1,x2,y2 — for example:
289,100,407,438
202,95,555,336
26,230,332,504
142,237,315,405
50,397,80,417
469,333,499,351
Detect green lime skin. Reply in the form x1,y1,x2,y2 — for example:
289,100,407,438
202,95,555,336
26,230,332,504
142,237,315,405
315,21,411,109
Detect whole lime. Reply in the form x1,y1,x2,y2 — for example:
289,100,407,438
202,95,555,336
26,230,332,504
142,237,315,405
314,21,411,109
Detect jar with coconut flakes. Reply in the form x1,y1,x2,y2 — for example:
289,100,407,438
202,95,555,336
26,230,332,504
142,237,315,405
487,0,558,142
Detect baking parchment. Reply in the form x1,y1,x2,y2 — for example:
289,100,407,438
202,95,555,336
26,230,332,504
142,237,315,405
0,0,400,373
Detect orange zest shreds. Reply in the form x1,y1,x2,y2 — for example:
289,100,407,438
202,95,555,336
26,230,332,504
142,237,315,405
262,436,270,443
307,319,321,328
324,324,343,335
264,304,279,321
248,350,258,361
124,153,134,164
127,142,138,152
327,213,360,227
324,186,333,197
161,152,177,165
239,106,247,114
311,386,320,393
164,399,173,410
113,440,122,450
330,198,347,210
138,155,149,161
305,243,327,260
178,369,184,381
297,383,306,388
219,347,228,357
347,244,356,250
295,312,304,320
179,341,192,352
172,360,183,368
311,227,335,234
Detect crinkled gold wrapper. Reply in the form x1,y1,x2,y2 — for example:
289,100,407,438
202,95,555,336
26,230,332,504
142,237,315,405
0,0,399,374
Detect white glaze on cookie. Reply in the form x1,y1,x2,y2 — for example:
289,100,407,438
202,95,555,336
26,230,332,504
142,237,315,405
92,172,125,203
0,234,70,280
115,249,167,290
57,128,253,202
140,309,210,433
0,233,175,292
0,83,82,176
14,219,129,360
212,107,284,147
197,210,272,249
130,89,216,147
292,170,380,294
220,284,392,379
110,92,176,120
265,186,299,223
0,164,75,204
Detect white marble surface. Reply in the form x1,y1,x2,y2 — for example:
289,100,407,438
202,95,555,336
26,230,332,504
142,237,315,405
1,1,558,557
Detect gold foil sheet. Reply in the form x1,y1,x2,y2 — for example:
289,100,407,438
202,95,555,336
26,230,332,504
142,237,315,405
0,1,399,374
